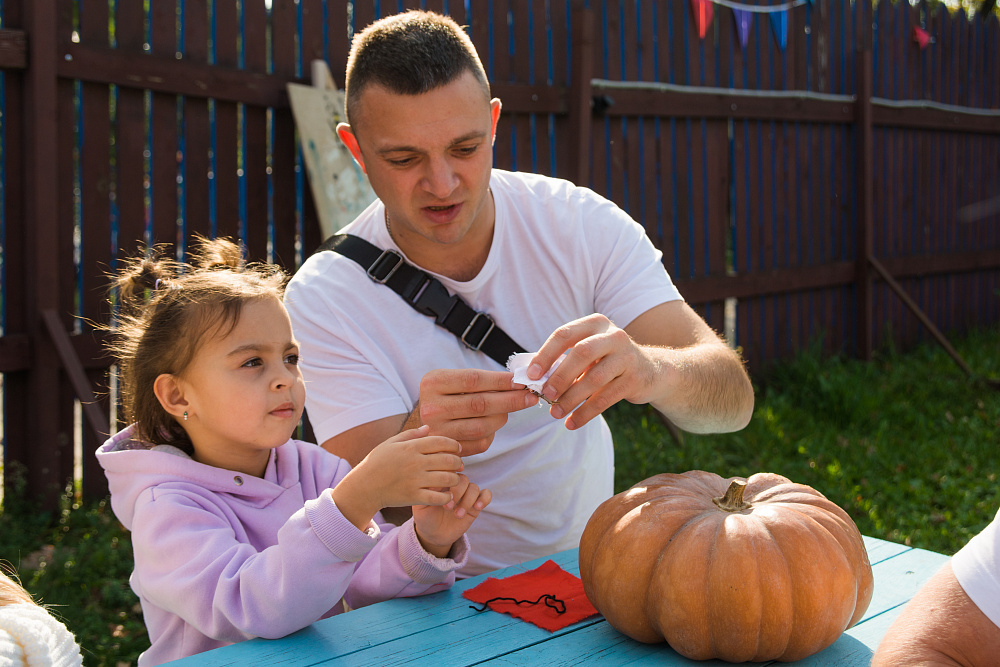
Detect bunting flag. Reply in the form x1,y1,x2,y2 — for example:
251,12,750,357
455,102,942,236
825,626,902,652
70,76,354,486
691,0,813,43
769,10,788,50
912,25,932,49
690,0,715,39
732,8,752,49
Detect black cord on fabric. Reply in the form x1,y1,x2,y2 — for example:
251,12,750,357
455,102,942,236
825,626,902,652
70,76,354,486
469,594,567,614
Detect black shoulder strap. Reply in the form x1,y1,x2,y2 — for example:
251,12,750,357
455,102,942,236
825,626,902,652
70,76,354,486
315,234,526,368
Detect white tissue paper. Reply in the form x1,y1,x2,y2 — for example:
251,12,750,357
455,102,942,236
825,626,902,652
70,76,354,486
507,352,567,403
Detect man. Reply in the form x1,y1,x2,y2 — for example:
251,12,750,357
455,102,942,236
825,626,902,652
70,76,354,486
284,10,754,576
872,509,1000,665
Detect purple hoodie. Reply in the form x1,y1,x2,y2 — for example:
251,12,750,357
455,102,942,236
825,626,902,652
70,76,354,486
97,425,468,666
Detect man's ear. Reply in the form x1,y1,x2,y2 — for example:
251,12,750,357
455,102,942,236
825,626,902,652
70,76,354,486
489,98,502,146
153,373,189,421
336,123,366,174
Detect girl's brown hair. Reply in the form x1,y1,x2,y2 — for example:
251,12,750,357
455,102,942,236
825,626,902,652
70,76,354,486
107,236,287,451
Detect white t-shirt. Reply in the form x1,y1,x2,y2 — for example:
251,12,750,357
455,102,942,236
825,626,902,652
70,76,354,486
952,508,1000,627
285,169,681,576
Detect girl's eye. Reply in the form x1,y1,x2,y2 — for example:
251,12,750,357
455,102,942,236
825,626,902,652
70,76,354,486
285,354,299,366
242,358,263,368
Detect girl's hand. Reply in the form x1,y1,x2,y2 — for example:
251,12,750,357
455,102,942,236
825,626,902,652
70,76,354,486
412,474,492,559
331,425,465,532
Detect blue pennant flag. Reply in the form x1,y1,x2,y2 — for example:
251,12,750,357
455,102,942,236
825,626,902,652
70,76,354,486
769,10,788,50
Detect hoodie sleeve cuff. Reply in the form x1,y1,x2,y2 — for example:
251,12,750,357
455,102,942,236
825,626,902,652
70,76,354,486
397,520,470,584
305,490,381,563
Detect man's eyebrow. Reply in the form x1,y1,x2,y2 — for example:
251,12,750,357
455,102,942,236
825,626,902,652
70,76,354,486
375,131,488,156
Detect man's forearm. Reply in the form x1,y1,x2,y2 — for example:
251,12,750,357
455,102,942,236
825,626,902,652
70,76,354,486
647,342,754,434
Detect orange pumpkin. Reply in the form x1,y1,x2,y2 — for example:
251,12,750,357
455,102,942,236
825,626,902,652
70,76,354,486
578,471,874,662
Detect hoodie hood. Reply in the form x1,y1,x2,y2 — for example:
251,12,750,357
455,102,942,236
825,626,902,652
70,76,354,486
97,424,297,530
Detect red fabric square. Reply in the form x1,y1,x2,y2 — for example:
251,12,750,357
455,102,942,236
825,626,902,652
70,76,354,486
462,560,599,631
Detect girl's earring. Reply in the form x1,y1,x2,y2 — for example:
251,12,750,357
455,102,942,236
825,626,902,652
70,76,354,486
183,411,188,421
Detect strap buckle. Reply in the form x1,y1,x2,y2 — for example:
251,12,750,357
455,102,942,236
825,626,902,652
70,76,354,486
461,312,495,351
410,278,458,324
366,249,403,284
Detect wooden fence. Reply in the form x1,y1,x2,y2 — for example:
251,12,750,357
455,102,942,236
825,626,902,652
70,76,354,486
1,0,999,507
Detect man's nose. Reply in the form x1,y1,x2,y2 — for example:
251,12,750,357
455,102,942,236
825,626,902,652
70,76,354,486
421,156,459,199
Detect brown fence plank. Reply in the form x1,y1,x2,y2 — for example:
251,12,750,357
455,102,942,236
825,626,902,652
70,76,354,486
21,0,75,504
300,0,325,70
213,0,241,241
0,28,27,68
530,0,551,175
150,1,180,249
326,0,351,76
1,7,30,500
79,0,117,499
242,1,269,262
489,1,512,170
271,0,298,268
183,0,212,242
492,0,512,85
114,2,147,253
57,3,86,490
298,0,326,256
510,0,533,174
469,0,490,77
352,2,376,38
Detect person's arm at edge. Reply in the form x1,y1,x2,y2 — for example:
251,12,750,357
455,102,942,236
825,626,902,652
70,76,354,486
624,300,754,434
872,561,1000,667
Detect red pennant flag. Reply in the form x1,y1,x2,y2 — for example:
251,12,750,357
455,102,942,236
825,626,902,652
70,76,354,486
912,25,932,50
690,0,714,39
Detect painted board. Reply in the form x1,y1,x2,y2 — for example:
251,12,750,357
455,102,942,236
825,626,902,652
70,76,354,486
287,82,377,239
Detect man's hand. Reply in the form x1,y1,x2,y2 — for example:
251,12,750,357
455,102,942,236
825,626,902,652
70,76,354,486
407,368,540,456
525,313,656,430
526,303,754,434
321,369,538,468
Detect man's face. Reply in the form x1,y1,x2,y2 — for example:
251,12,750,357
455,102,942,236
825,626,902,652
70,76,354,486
339,71,501,259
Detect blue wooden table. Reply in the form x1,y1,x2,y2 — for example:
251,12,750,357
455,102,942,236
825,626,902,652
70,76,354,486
168,536,948,666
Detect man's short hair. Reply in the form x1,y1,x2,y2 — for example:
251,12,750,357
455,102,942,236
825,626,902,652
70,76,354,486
344,10,490,127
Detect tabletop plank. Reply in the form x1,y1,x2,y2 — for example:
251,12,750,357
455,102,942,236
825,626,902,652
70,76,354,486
169,537,945,666
862,534,912,565
168,550,584,666
856,547,950,624
477,619,764,666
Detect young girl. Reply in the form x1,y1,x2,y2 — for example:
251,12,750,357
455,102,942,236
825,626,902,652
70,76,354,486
96,237,490,666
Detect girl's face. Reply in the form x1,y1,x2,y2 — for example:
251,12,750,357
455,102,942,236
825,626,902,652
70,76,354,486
176,297,305,476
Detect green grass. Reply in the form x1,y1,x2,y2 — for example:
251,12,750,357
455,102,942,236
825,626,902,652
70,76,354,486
0,470,146,666
2,326,999,665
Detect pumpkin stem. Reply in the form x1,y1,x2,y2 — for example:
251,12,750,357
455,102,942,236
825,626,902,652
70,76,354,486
713,480,752,512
